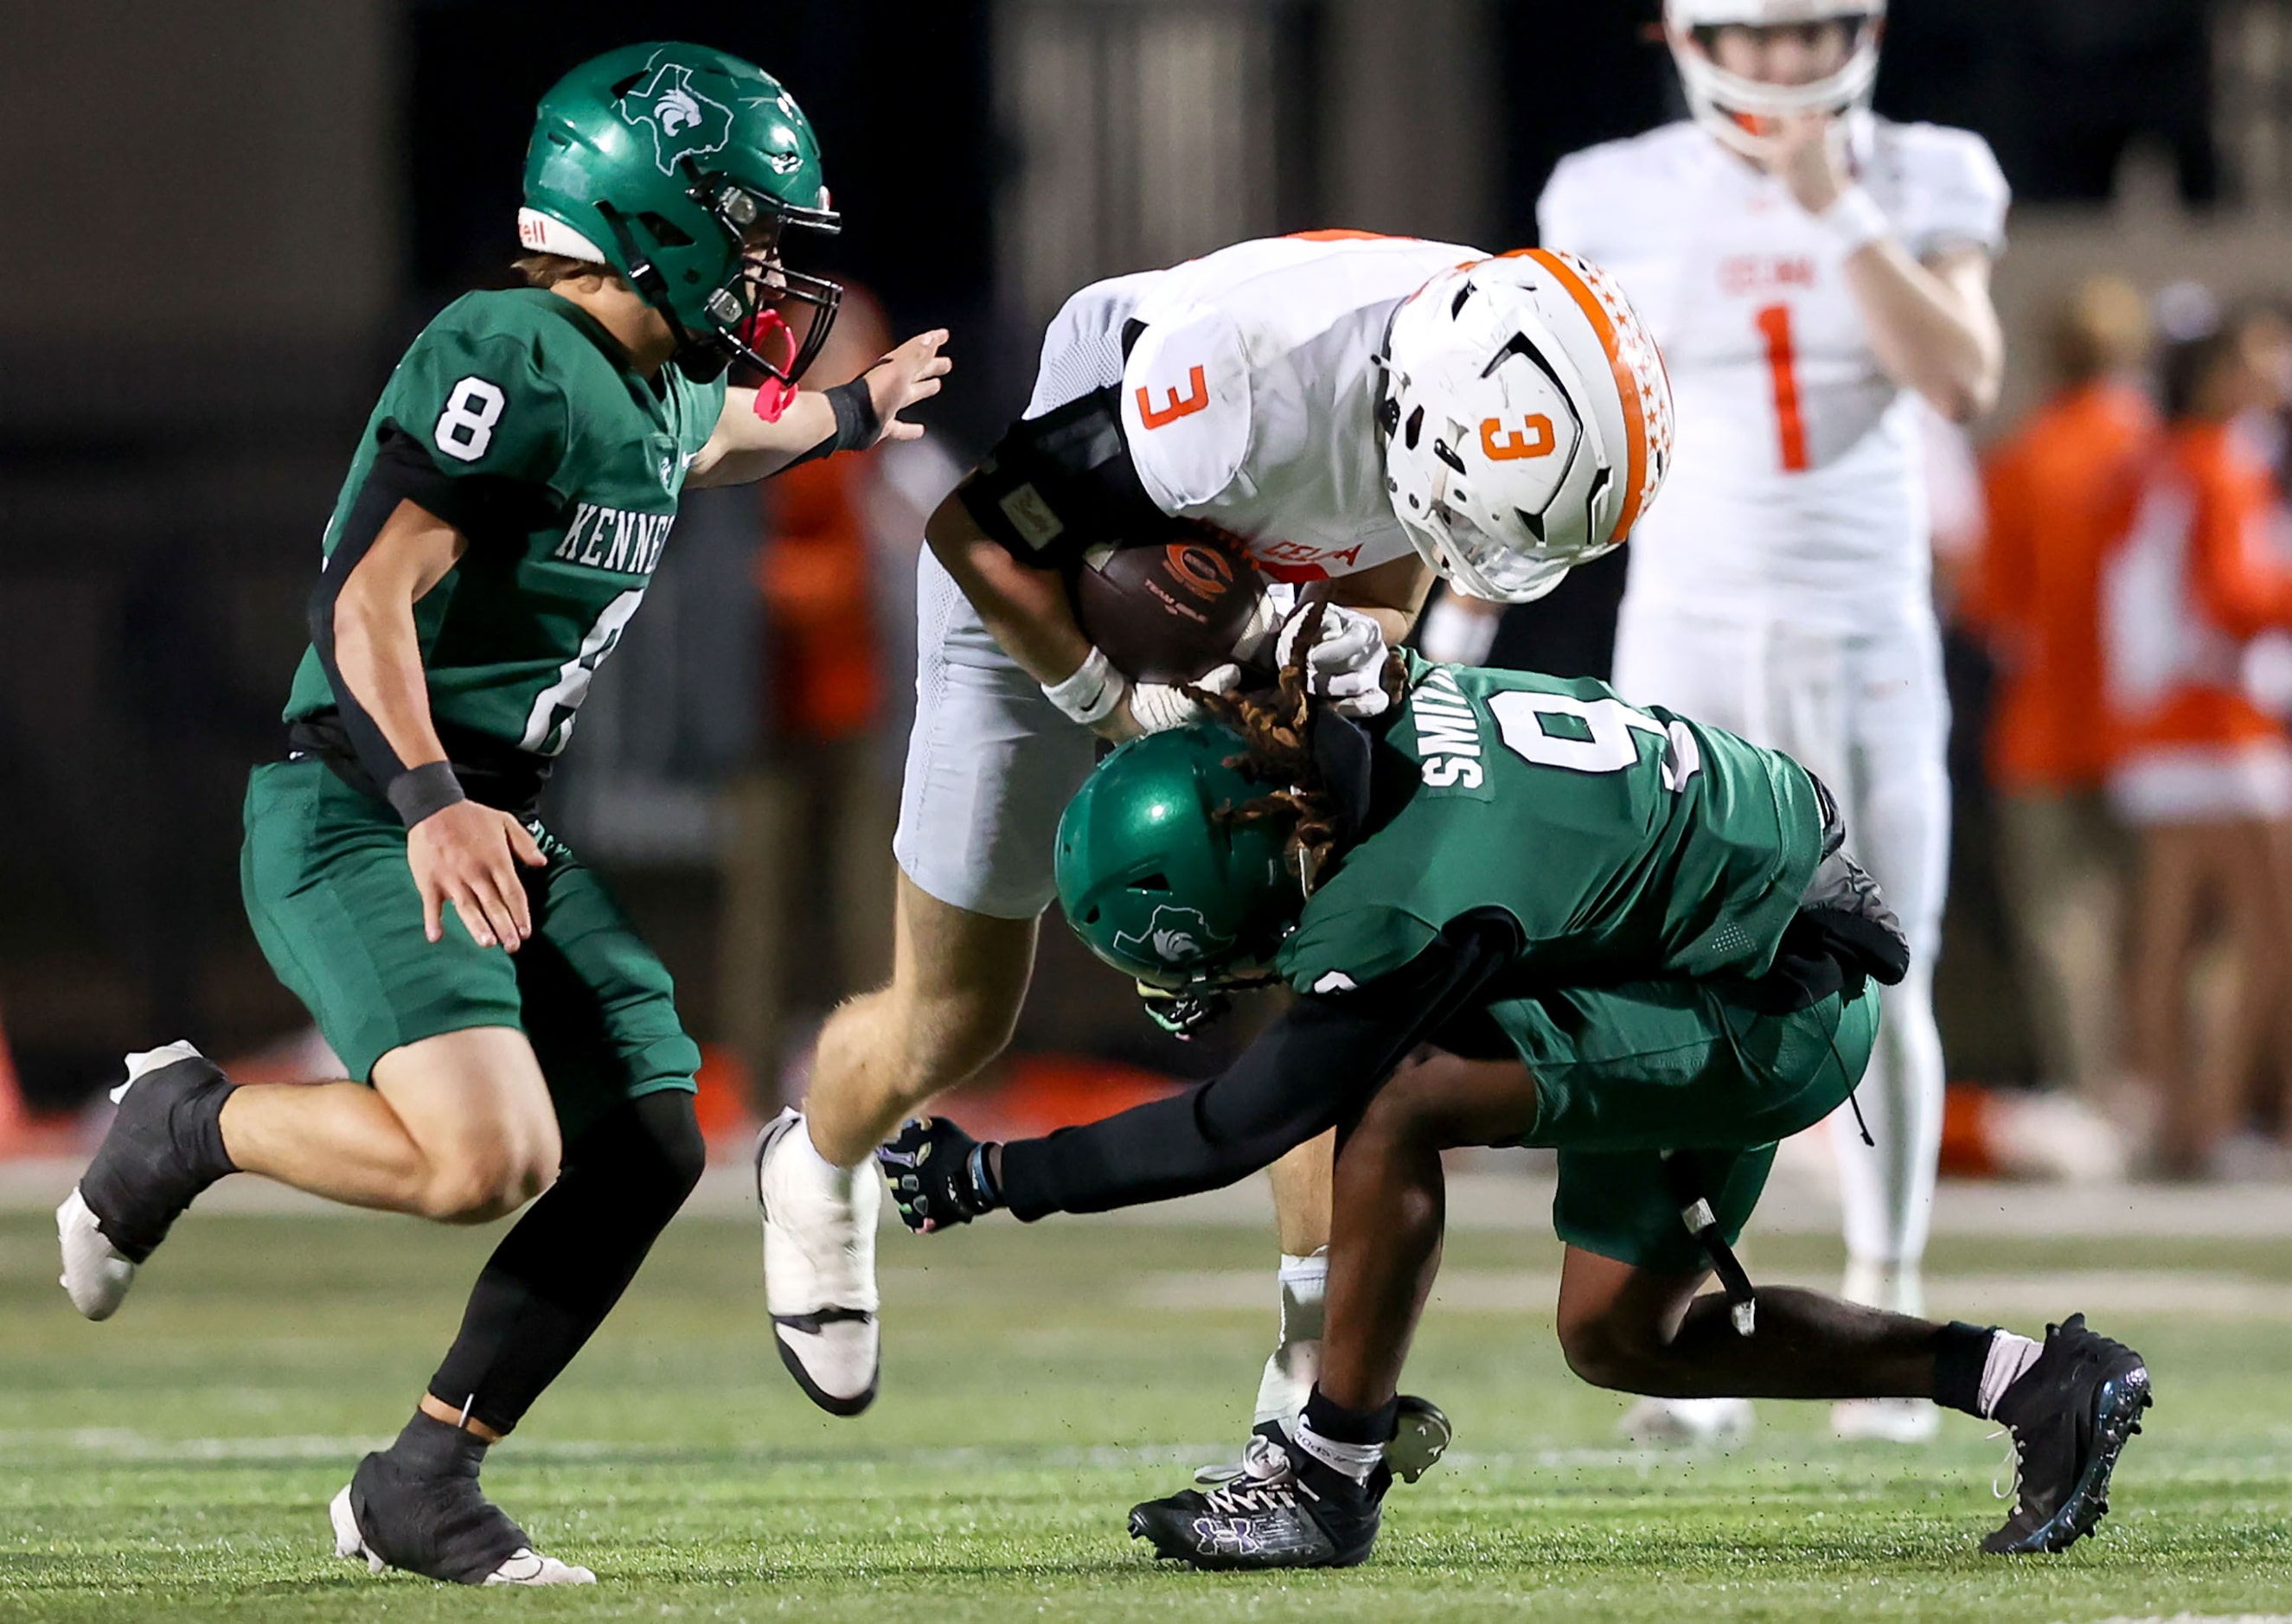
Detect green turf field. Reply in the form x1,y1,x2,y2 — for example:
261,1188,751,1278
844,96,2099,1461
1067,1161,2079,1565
5,1203,2292,1622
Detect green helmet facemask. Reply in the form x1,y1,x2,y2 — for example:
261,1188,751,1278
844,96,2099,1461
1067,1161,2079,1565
1053,726,1307,999
520,42,842,388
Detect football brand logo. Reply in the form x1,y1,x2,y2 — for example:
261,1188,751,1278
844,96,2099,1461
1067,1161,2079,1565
1113,905,1231,966
1164,542,1232,602
620,60,734,176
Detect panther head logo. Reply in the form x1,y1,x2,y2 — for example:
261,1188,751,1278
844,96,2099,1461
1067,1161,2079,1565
1113,905,1232,967
620,59,734,176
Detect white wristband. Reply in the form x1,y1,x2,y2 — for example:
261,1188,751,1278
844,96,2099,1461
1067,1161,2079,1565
1041,646,1128,727
1816,185,1891,257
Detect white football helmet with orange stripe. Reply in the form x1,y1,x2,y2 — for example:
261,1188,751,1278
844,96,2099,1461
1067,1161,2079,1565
1665,0,1885,160
1380,250,1674,604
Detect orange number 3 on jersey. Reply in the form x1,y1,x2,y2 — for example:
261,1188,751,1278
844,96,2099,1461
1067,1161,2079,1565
1479,414,1556,462
1136,365,1210,430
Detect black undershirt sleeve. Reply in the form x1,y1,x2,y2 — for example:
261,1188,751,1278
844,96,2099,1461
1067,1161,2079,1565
998,914,1523,1220
306,425,558,803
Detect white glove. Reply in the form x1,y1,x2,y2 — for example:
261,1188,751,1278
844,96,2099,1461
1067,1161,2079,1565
1130,664,1241,734
1276,603,1392,719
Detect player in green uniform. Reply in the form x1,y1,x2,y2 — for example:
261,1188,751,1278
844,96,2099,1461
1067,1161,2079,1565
878,627,2153,1568
55,43,949,1586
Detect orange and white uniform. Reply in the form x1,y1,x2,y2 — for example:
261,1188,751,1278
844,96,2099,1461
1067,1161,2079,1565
2104,419,2292,824
900,233,1480,917
1967,380,2158,796
1539,112,2007,1311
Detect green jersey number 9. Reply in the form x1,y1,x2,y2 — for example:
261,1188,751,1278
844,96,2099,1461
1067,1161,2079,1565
1489,690,1703,794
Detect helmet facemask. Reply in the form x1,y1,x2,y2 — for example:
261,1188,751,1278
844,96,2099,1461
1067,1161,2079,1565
1664,3,1885,161
599,170,845,388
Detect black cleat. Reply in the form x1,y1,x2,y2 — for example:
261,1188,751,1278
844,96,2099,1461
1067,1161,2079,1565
331,1427,593,1586
1983,1313,2152,1555
1132,1433,1386,1570
58,1044,236,1320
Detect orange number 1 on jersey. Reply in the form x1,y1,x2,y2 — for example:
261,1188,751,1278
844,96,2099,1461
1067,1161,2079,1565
1755,304,1809,473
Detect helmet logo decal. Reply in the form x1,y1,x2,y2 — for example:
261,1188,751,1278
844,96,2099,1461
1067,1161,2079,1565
1480,415,1556,462
620,60,734,176
1114,905,1232,967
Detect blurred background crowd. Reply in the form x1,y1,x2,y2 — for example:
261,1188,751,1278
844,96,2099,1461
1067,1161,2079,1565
1,0,2287,1182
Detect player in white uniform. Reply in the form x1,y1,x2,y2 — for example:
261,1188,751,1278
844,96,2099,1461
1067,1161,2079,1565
752,233,1674,1456
1539,0,2007,1443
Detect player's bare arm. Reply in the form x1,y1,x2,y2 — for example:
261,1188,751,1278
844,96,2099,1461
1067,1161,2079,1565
1323,553,1435,648
1771,115,2003,422
689,326,951,487
327,499,546,952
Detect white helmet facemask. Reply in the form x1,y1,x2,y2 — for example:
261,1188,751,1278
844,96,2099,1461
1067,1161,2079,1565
1665,0,1885,160
1380,252,1674,605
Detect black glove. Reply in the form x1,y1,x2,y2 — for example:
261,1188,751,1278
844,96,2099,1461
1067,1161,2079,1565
876,1116,1003,1232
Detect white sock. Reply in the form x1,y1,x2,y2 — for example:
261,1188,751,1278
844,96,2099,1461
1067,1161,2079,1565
1253,1251,1328,1425
796,1115,856,1186
1977,1332,2045,1418
1289,1414,1384,1484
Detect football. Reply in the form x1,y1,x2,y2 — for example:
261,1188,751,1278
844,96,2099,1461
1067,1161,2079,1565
1068,531,1278,685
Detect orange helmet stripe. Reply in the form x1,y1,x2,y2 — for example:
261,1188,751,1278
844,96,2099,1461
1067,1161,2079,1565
1519,247,1659,543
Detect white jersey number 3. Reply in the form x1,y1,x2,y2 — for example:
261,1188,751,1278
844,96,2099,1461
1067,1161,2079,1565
434,376,507,463
1489,690,1701,793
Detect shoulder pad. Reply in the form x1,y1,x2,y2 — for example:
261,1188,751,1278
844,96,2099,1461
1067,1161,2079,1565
1885,124,2010,259
1120,310,1253,515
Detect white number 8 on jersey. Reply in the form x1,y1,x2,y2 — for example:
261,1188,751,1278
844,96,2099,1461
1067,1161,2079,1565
433,376,507,463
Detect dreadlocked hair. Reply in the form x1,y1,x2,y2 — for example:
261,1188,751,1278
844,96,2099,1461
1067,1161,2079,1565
1194,598,1407,890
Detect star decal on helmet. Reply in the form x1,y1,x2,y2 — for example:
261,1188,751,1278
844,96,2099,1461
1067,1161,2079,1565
619,58,734,176
1114,906,1232,967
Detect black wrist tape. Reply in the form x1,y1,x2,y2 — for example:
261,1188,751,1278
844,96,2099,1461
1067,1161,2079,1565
824,375,882,453
387,761,468,828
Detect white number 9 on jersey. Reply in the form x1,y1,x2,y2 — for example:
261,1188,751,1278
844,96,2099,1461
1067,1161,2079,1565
433,376,507,463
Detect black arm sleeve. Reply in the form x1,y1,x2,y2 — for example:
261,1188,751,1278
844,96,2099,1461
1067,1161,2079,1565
997,915,1522,1220
951,386,1175,570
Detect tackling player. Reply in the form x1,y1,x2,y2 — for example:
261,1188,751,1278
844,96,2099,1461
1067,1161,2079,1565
878,636,2151,1568
1538,0,2009,1443
754,239,1669,1461
54,44,949,1586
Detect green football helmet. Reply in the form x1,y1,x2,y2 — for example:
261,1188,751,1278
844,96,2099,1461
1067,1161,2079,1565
1053,726,1306,997
520,42,842,387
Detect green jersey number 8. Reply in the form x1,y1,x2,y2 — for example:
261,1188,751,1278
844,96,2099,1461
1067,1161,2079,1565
434,376,507,463
1489,690,1702,794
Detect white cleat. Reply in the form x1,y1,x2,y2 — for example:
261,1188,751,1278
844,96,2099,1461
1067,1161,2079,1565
330,1486,594,1586
1618,1396,1756,1447
56,1188,137,1321
1831,1397,1941,1443
55,1043,214,1321
757,1108,880,1416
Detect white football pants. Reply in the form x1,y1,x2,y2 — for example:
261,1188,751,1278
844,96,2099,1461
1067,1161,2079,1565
1612,599,1949,1295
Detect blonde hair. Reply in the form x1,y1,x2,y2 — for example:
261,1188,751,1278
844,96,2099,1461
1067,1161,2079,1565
512,253,627,291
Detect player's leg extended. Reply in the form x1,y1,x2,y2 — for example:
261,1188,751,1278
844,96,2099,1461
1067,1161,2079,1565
59,1028,560,1321
760,549,1092,1412
334,1089,702,1589
1829,627,1949,1325
336,841,706,1587
1134,1052,1533,1570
